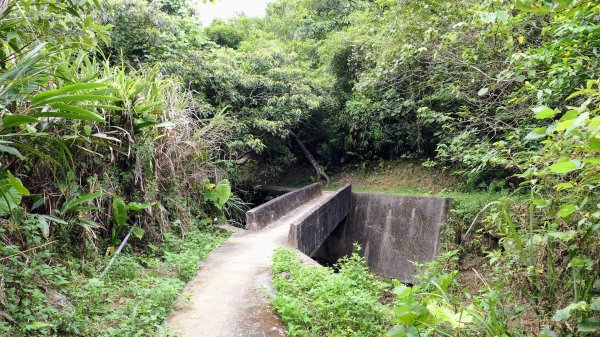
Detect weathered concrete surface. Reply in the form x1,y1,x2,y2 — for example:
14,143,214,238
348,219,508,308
313,192,451,283
166,192,331,337
288,184,352,256
246,183,321,230
260,185,296,196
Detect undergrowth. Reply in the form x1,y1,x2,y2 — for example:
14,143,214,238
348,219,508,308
0,220,229,337
271,248,391,337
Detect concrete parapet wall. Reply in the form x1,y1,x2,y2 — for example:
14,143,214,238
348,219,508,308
288,184,352,256
246,183,322,230
313,192,451,284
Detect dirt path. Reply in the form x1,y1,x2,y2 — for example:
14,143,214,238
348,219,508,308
166,193,330,337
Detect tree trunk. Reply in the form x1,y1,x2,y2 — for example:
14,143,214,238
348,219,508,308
289,131,330,183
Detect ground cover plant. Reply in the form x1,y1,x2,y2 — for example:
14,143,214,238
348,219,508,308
0,221,228,336
272,247,391,337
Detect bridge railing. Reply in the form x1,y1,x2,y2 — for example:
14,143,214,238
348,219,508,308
245,183,322,230
287,184,352,256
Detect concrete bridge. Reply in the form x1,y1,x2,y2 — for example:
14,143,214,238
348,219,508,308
167,184,451,337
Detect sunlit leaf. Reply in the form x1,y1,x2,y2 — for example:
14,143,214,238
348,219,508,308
31,83,109,106
556,204,576,217
548,230,576,242
38,216,49,238
547,160,580,173
525,127,547,140
588,132,600,151
62,192,102,214
132,226,145,239
112,196,128,228
33,103,104,122
7,171,30,196
552,301,587,321
0,144,25,159
0,180,21,216
2,115,40,128
533,106,556,119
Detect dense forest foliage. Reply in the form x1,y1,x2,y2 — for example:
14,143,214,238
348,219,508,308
0,0,598,336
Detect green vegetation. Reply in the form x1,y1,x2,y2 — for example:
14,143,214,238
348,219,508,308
0,1,235,335
1,0,599,335
272,248,390,337
1,221,228,336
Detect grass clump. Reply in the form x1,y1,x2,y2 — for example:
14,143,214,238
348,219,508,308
271,247,391,337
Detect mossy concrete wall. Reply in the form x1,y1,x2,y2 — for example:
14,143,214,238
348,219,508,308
313,192,451,284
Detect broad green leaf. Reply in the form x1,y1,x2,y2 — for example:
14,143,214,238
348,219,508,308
80,219,102,229
560,109,579,121
577,317,600,333
112,196,128,228
81,104,123,111
532,199,550,207
41,215,68,225
31,83,109,106
554,182,574,190
590,297,600,311
33,103,104,122
582,157,600,164
33,94,121,106
538,329,558,337
7,171,30,196
552,301,587,321
569,258,593,270
547,160,580,174
62,192,102,214
566,112,589,134
0,144,25,159
557,204,576,217
525,127,547,140
387,326,419,337
588,132,600,151
38,216,49,238
589,117,600,132
548,230,576,242
494,10,509,22
516,0,550,14
132,226,145,239
2,115,40,128
533,106,555,119
556,120,574,132
393,284,412,300
477,87,489,96
0,180,21,216
426,304,472,328
203,179,231,209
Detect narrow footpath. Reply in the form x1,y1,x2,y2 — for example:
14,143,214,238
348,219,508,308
166,192,331,337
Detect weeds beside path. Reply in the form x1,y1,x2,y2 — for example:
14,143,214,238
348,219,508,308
0,222,230,337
